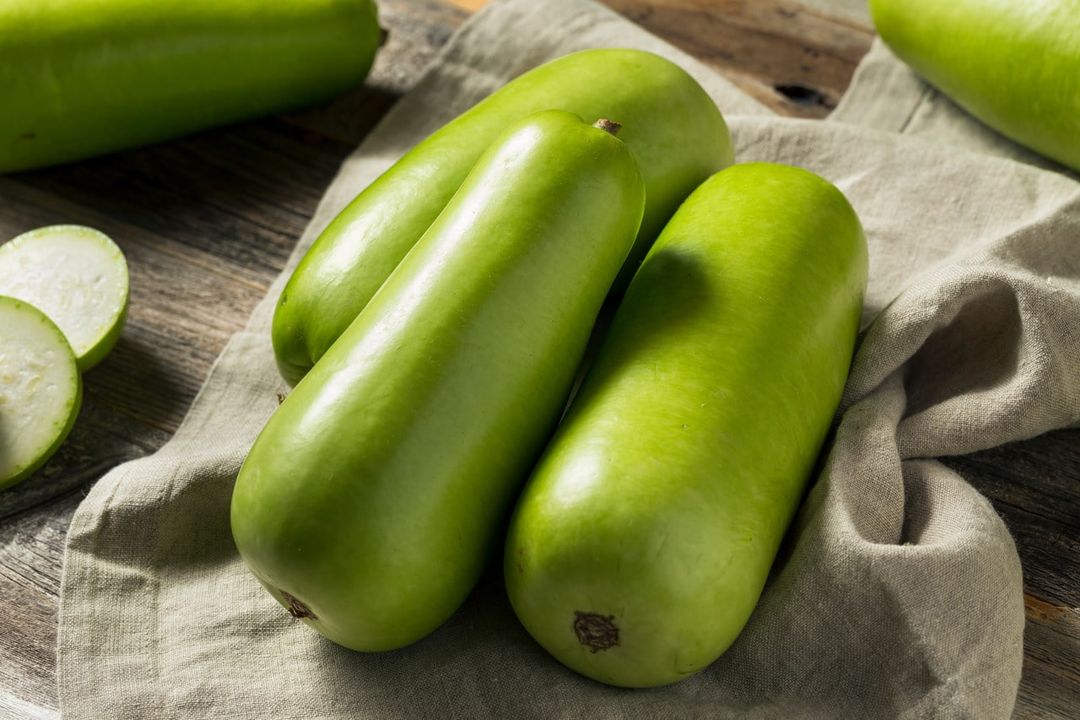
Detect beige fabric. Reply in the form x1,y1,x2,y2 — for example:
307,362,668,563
57,1,1080,718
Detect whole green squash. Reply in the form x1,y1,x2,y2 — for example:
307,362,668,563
505,163,867,687
272,48,733,384
871,0,1080,170
0,0,381,173
232,111,644,652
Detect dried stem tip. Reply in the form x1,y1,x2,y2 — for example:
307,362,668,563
593,118,622,136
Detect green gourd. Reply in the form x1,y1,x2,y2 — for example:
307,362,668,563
871,0,1080,170
272,48,733,384
0,0,381,173
232,111,645,651
505,163,868,687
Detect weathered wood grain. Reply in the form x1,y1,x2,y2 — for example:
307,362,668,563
946,430,1080,720
447,0,875,116
603,0,875,114
0,1,1075,718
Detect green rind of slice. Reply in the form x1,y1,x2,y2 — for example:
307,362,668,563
0,296,82,490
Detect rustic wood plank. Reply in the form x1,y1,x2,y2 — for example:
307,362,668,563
0,492,80,713
604,0,875,115
946,430,1080,719
448,0,875,117
1019,594,1080,720
0,1,1075,718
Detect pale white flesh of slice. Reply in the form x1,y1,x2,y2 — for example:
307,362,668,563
0,296,82,490
0,225,128,371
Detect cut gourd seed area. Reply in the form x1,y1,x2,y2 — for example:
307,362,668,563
0,225,128,490
0,297,82,490
0,225,129,372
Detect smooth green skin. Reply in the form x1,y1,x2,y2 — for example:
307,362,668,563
232,111,645,652
0,0,380,173
0,225,129,372
272,48,733,385
0,296,82,491
505,163,868,688
870,0,1080,171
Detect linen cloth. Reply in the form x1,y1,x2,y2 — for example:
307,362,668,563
57,1,1080,718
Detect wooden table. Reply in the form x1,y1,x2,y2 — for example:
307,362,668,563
1,1,1076,717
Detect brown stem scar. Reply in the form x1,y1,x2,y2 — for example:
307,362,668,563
280,591,317,620
593,118,622,136
573,611,619,652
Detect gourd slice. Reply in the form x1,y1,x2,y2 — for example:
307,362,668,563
0,225,128,371
0,296,82,490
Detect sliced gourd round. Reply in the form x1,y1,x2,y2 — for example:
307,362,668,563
0,225,129,371
0,296,82,490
